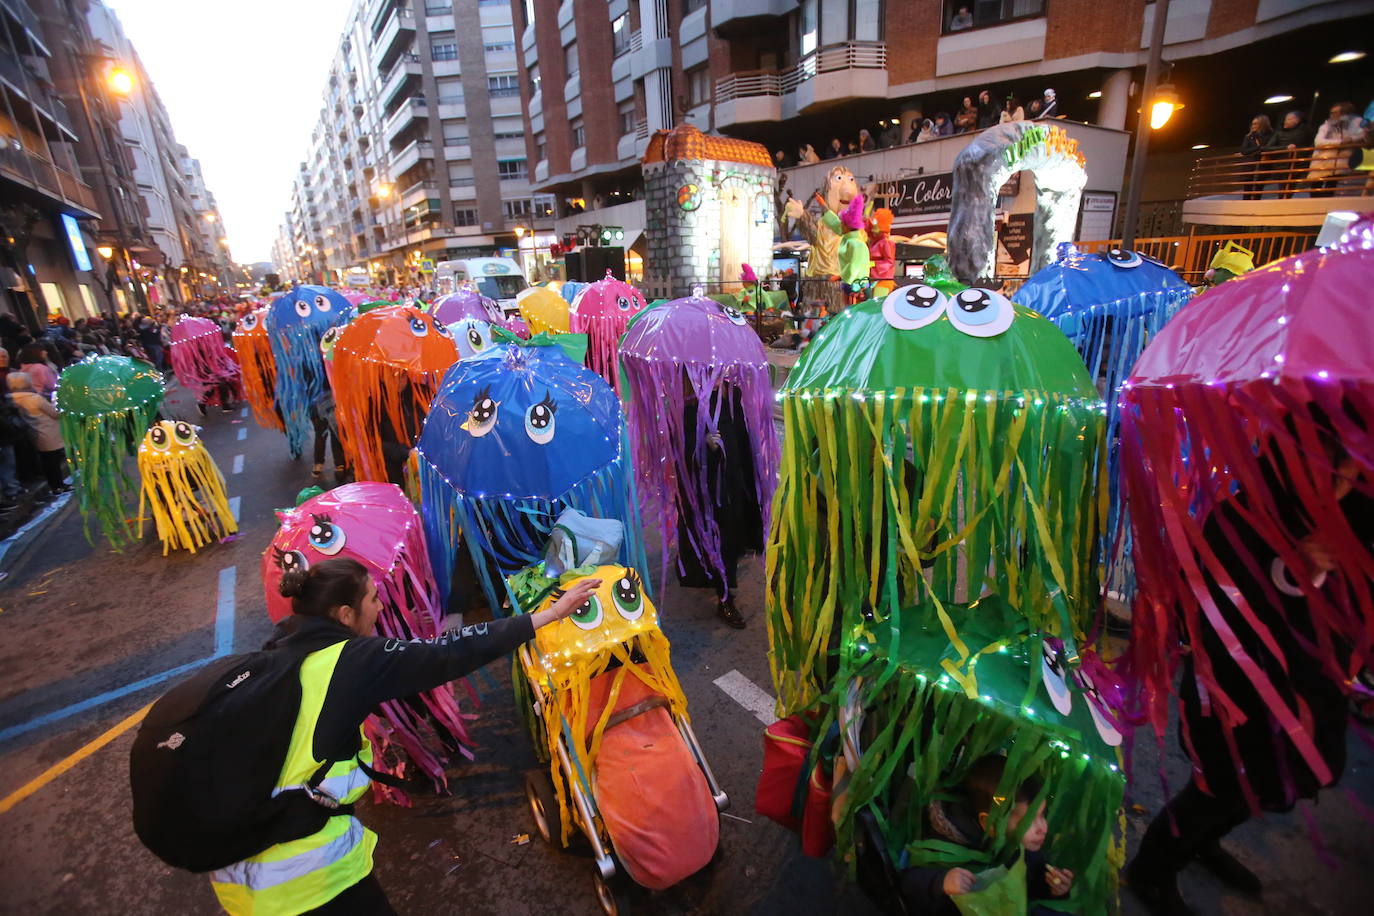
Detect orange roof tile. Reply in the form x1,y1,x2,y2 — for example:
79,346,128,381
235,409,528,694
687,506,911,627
642,123,773,169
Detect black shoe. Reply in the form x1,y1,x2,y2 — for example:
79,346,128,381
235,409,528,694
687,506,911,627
717,597,746,629
197,402,207,416
1198,841,1261,896
1126,858,1195,916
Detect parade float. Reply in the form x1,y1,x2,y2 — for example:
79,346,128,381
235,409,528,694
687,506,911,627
136,419,237,554
264,285,352,457
231,308,283,432
54,355,165,547
168,316,244,408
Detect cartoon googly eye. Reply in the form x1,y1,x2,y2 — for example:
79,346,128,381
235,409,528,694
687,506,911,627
241,314,258,331
1106,249,1143,269
947,288,1015,338
616,295,632,312
463,386,498,437
294,299,313,318
307,513,346,555
1072,668,1123,747
1040,640,1073,716
465,324,489,353
147,424,170,451
525,391,557,445
611,569,645,620
273,546,309,575
719,303,748,326
408,316,430,337
172,421,197,447
882,283,946,330
314,294,332,312
568,592,604,630
433,320,452,338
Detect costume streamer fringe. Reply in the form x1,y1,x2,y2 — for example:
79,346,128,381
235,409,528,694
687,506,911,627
571,310,634,389
334,362,442,484
170,329,244,406
60,406,161,548
270,326,333,458
234,333,283,431
136,445,237,554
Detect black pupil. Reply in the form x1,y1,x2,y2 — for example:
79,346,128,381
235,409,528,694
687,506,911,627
411,318,426,332
616,579,637,603
468,329,481,345
311,523,333,542
914,290,936,306
151,428,166,445
959,293,989,313
531,406,549,427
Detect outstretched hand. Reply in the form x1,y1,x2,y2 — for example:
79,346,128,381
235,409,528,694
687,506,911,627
530,578,603,630
943,868,975,896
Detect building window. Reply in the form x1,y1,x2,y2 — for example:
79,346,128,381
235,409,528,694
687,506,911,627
424,2,449,14
618,101,637,137
488,74,520,98
942,0,1043,34
682,0,707,13
498,158,528,180
611,14,630,57
686,66,710,108
563,41,578,77
571,119,585,150
504,198,534,219
528,64,541,97
483,26,515,53
453,208,479,226
535,135,547,162
431,42,458,61
443,122,469,144
437,79,464,104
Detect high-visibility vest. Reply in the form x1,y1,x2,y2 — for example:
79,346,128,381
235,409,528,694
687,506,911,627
210,642,376,915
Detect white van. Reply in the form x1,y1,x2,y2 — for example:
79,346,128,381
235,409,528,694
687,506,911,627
434,257,528,314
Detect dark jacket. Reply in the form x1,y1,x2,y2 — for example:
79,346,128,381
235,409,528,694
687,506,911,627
1267,123,1312,150
264,613,534,761
1240,129,1274,160
976,97,1000,129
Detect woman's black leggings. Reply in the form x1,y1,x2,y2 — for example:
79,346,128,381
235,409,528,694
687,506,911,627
39,448,67,491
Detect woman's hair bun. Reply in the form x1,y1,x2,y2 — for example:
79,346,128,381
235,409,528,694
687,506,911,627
278,567,309,598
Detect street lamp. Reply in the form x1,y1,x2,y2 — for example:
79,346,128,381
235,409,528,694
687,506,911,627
1149,81,1183,130
107,66,135,96
96,245,114,260
1121,0,1172,248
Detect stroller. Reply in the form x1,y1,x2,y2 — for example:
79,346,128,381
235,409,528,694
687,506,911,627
511,563,728,915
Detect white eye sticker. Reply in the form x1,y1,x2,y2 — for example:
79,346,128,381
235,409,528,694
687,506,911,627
611,570,645,620
1072,668,1123,747
241,314,258,331
1040,640,1073,716
882,284,946,330
1106,248,1143,269
947,288,1015,338
172,421,197,447
314,294,332,312
148,424,170,452
307,513,347,555
294,299,313,318
719,302,748,325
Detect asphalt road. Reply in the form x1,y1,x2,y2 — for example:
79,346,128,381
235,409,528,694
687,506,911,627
0,379,1369,915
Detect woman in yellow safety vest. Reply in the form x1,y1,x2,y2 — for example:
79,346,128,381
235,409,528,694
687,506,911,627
210,557,600,915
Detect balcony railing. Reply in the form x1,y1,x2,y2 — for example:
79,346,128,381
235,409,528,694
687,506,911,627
716,70,783,103
634,119,649,140
714,41,886,103
629,29,643,54
1187,144,1371,200
1076,231,1317,284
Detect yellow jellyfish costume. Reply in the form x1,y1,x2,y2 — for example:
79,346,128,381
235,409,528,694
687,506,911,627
137,420,238,554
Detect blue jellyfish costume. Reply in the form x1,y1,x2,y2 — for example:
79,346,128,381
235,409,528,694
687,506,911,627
559,281,586,306
265,285,353,457
416,343,648,613
1014,244,1193,588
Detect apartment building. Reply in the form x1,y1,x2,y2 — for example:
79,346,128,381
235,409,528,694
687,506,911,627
518,0,1374,259
275,0,557,287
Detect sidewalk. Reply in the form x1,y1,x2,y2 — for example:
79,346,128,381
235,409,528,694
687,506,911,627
0,484,73,581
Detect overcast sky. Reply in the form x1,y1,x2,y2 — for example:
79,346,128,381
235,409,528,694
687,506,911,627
108,0,349,264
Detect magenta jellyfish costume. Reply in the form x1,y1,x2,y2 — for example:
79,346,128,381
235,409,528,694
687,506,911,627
619,289,779,595
262,482,474,802
433,286,529,340
570,271,648,387
169,316,244,407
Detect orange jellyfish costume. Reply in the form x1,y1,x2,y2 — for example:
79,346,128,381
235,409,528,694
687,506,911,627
231,308,282,432
331,304,459,483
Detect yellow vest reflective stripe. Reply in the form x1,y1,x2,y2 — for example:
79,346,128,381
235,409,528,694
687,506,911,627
210,641,376,915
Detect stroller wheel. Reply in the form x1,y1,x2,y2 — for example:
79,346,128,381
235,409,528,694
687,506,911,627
524,769,562,845
591,866,634,916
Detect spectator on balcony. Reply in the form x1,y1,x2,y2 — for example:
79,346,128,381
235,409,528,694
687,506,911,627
955,97,978,133
1038,88,1058,119
1000,96,1025,123
846,140,861,155
949,5,973,30
915,119,938,143
823,138,844,160
1026,98,1044,119
799,143,821,164
879,118,902,149
1239,115,1273,199
976,89,999,129
1267,110,1311,151
932,112,954,138
1309,102,1364,196
858,129,876,152
774,149,796,169
907,112,925,143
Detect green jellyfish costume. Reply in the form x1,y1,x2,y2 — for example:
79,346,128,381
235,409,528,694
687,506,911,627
765,284,1123,912
54,355,166,547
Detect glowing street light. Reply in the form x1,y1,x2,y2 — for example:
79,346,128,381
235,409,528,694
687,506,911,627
1087,90,1102,99
1329,51,1365,64
377,183,394,199
1149,83,1183,130
1264,94,1293,105
96,245,114,259
107,67,135,96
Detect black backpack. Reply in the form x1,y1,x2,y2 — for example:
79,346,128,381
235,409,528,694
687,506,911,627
130,643,357,873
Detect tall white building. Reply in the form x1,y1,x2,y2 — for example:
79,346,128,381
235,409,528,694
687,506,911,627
276,0,555,286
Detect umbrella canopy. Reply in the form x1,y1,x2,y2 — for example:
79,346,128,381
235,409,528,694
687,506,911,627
620,292,779,590
332,305,459,482
769,285,1106,713
265,285,352,456
416,343,647,612
1121,216,1374,805
263,482,470,797
434,288,528,339
232,308,282,432
169,315,242,406
55,355,165,546
446,317,496,361
569,272,648,387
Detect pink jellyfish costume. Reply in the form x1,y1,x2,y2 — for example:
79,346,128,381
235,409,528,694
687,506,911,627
263,482,474,803
570,270,648,387
169,315,244,407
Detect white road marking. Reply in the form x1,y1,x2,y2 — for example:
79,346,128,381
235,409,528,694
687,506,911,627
240,406,248,418
713,669,778,726
215,566,237,655
232,454,244,474
229,496,241,523
237,427,247,441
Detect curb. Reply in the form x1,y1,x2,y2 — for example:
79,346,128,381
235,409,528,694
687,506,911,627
0,492,75,582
